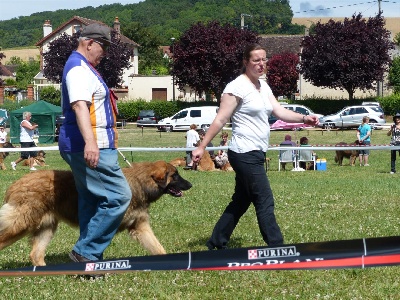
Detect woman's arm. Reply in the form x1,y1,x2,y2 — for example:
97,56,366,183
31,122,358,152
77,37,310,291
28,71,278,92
192,93,238,162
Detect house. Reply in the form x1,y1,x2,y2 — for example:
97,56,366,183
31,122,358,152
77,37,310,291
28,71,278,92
34,16,139,100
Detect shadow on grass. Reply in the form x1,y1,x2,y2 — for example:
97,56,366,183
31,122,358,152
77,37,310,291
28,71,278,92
187,236,246,250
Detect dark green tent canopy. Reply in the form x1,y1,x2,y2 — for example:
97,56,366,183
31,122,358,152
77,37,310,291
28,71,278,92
10,100,62,144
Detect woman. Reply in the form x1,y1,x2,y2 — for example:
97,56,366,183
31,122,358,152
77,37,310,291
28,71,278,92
387,112,400,174
192,44,319,250
11,111,38,171
357,116,371,166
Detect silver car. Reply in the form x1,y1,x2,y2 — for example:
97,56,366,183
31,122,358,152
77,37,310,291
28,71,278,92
319,105,385,129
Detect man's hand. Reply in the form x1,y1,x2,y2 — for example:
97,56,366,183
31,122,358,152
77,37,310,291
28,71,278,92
84,140,99,169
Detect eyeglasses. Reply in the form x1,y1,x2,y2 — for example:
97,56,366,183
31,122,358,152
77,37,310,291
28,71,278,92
251,58,267,64
87,39,109,52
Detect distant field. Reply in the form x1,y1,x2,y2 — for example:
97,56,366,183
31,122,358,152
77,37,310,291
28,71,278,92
2,48,40,63
293,17,400,34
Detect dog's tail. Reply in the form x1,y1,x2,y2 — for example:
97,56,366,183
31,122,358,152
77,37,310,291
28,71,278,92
0,203,30,249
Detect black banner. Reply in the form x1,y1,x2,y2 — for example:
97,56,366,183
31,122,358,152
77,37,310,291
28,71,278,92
1,236,400,277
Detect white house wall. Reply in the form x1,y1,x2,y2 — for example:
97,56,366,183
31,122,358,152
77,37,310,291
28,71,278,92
128,75,202,101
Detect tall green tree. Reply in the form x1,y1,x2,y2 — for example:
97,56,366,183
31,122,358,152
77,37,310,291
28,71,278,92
43,31,132,88
171,21,259,102
122,22,169,75
389,56,400,94
267,52,299,98
300,14,394,101
14,59,40,90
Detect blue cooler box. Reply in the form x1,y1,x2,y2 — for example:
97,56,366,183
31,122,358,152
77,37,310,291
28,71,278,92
316,159,327,171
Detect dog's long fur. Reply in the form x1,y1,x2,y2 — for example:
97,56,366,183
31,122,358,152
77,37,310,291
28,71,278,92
0,161,192,266
334,142,360,166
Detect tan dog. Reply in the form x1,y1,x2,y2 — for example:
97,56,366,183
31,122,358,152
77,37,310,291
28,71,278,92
170,151,233,172
334,142,360,166
0,161,192,266
0,142,14,170
22,150,47,167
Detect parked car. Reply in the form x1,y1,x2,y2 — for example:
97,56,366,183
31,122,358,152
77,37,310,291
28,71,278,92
319,105,386,129
0,109,8,127
157,106,218,132
136,110,160,127
268,104,323,125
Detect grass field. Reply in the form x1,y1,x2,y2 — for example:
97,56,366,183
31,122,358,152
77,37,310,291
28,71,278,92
0,125,399,299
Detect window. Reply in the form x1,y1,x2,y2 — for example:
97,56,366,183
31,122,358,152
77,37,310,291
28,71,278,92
190,110,201,118
173,111,187,120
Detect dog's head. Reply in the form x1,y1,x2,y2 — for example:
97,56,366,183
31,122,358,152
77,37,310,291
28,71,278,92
150,161,192,197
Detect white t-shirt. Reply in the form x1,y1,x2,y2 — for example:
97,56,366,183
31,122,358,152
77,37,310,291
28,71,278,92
186,129,200,148
0,130,7,143
20,120,34,143
223,74,274,153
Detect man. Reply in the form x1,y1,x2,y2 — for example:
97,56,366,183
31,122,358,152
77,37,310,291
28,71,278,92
59,23,132,263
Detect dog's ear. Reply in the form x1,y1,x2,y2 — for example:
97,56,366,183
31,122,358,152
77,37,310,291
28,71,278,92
151,161,169,189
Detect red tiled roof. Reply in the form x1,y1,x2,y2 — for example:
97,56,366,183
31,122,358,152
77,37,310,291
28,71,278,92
259,35,303,58
0,64,13,77
35,16,139,47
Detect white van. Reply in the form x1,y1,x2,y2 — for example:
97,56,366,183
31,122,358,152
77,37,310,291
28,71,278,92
157,106,218,132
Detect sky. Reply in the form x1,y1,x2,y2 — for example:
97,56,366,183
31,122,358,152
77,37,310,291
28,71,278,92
290,0,400,17
0,0,399,21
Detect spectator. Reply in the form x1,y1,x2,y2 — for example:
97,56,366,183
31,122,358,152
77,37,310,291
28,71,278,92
184,124,200,170
215,131,229,168
279,134,296,170
299,136,316,170
0,126,7,144
387,112,400,174
11,111,38,171
357,116,371,166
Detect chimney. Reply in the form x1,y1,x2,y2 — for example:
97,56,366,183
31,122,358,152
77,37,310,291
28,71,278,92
43,20,52,37
113,17,121,41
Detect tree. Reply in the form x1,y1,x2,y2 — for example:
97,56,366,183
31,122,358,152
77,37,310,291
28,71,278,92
15,59,40,90
394,32,400,47
0,52,5,86
43,31,132,88
39,86,61,106
171,21,259,102
122,22,169,75
300,14,394,101
267,52,299,98
389,56,400,94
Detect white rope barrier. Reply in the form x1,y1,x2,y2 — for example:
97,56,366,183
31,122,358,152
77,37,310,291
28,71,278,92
1,144,400,153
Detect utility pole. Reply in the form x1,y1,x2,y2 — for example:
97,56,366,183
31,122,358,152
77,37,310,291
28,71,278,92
240,14,252,30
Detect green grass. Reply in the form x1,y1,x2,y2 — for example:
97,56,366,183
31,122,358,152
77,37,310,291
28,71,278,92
0,125,399,299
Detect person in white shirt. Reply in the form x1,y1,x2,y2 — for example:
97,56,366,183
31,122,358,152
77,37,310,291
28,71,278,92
11,111,38,171
184,124,200,169
192,43,319,250
0,126,7,144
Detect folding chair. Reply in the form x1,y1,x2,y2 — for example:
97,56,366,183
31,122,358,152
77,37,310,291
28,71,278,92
297,149,316,170
278,145,296,171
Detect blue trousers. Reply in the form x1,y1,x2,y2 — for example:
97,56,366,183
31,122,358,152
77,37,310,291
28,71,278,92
206,150,283,249
61,149,132,260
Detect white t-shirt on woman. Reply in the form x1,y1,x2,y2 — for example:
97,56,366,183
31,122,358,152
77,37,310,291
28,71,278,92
223,74,274,153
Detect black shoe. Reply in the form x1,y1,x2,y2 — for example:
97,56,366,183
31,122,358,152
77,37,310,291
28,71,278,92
69,250,92,262
183,166,192,170
69,251,104,280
